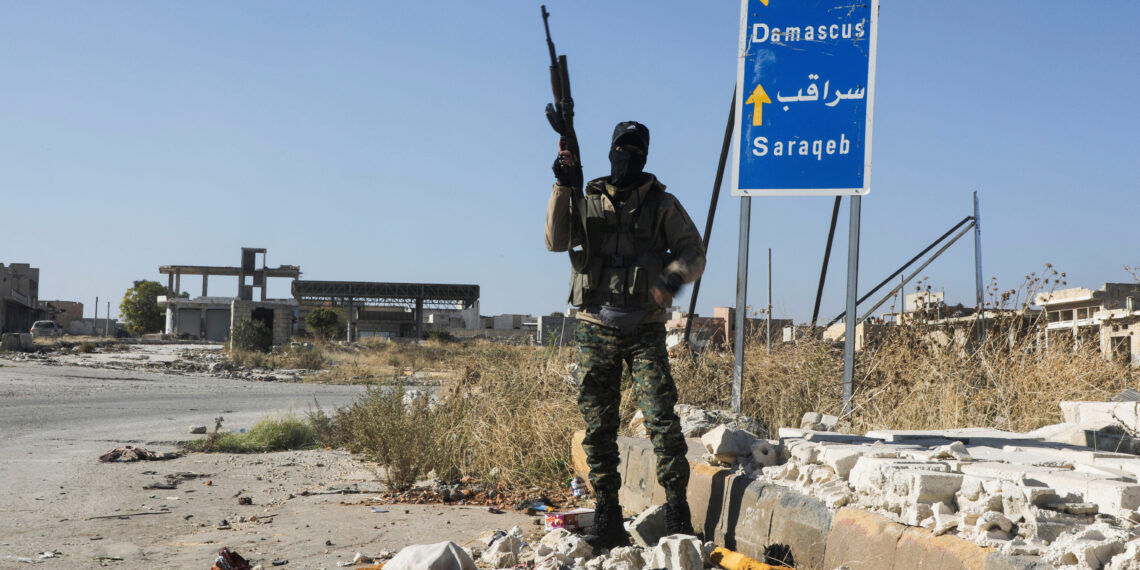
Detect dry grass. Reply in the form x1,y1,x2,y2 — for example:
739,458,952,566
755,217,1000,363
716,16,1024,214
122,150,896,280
317,342,581,490
228,343,326,370
313,270,1136,491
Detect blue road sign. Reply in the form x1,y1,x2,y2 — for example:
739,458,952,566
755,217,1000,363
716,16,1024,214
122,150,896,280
732,0,878,196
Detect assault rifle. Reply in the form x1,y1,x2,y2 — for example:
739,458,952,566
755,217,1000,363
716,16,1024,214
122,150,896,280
541,5,590,270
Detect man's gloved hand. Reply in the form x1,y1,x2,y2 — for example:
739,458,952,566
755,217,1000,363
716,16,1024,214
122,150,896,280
651,272,684,308
552,150,582,188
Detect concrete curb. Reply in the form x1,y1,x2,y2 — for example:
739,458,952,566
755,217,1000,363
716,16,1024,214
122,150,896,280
572,432,1047,570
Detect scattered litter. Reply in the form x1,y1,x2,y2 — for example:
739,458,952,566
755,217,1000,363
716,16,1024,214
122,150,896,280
271,560,288,566
487,507,505,514
570,476,586,497
216,519,232,530
98,445,181,463
543,508,595,532
1,555,37,564
370,507,389,513
85,510,172,521
38,550,60,559
337,551,375,566
211,547,250,570
189,425,208,434
710,546,780,569
93,556,124,563
520,498,553,514
238,496,253,505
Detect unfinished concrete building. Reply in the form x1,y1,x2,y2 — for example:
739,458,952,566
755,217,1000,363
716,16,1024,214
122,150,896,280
291,281,479,341
0,263,39,334
158,248,301,345
1036,283,1140,364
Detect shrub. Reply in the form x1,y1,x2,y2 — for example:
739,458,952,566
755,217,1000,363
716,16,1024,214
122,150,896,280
305,307,343,340
231,319,272,352
425,329,457,343
280,344,325,370
333,384,437,490
184,416,316,453
78,340,96,353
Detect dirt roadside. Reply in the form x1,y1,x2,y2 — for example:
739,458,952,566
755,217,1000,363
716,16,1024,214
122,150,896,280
0,345,544,568
3,448,538,568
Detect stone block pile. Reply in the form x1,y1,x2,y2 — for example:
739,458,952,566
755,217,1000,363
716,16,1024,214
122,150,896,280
696,403,1140,569
390,525,712,570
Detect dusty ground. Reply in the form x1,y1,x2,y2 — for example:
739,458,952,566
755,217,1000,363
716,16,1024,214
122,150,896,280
0,344,540,568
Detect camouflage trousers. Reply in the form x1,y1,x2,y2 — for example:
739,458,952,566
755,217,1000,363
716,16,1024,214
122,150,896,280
576,320,689,503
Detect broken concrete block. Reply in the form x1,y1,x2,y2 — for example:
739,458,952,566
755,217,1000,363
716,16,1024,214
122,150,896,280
976,511,1013,533
819,445,864,479
1061,401,1140,432
1045,523,1131,569
1105,539,1140,570
817,479,851,508
532,551,573,570
749,441,779,468
787,439,820,465
628,505,666,547
701,425,759,459
646,535,704,570
903,503,934,526
385,541,477,570
602,546,646,570
1088,479,1140,517
481,530,522,568
931,502,959,536
819,414,839,432
800,412,823,430
555,533,592,560
540,529,571,549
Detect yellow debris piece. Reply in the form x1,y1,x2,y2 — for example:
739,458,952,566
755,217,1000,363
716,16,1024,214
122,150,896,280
710,546,788,570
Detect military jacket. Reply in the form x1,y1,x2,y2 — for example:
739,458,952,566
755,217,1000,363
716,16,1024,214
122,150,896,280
545,173,706,326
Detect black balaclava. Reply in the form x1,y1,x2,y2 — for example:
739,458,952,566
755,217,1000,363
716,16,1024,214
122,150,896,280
608,121,650,188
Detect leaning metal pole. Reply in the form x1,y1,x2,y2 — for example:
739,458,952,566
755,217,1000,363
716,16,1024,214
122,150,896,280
842,195,861,416
974,191,986,343
812,196,842,329
733,197,751,414
684,87,737,347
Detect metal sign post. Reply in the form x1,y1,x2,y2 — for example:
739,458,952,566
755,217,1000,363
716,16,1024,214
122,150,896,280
732,0,879,413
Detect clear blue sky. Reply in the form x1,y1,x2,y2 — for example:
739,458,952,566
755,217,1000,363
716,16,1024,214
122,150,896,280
2,1,1137,322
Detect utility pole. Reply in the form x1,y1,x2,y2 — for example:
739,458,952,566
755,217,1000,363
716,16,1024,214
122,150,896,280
766,247,772,355
94,296,99,338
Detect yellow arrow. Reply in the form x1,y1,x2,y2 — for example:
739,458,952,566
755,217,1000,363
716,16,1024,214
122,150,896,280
746,83,771,126
758,0,769,5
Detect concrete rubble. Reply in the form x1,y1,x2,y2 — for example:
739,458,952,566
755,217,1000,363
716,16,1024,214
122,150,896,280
461,522,709,570
629,403,766,439
697,405,1140,569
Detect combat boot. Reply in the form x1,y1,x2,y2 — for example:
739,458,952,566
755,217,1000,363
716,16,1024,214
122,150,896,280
664,498,695,536
585,495,631,551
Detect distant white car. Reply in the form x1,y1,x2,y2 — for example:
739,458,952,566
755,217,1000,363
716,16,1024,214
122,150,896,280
30,321,64,338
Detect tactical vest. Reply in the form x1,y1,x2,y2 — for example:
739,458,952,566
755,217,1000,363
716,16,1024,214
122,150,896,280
568,183,669,310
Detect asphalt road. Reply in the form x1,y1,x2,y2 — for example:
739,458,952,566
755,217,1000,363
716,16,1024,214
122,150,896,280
0,359,367,566
0,354,537,568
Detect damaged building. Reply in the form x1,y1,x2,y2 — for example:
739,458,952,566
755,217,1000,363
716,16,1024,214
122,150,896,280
1037,282,1140,365
0,263,39,334
158,248,300,345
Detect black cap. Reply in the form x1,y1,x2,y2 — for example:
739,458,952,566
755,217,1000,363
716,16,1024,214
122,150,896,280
611,121,649,151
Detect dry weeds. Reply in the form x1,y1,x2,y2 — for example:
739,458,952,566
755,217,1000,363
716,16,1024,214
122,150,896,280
316,270,1137,490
